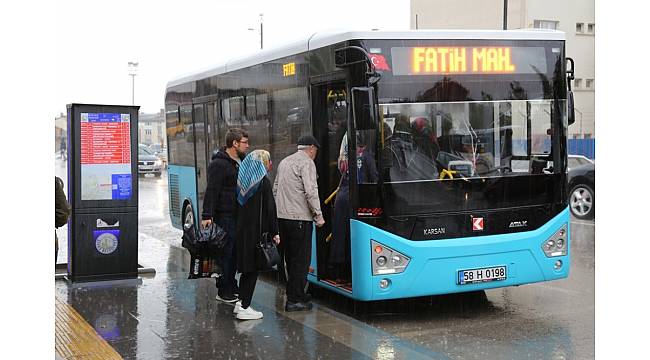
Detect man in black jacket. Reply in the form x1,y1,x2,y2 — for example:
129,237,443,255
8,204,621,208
202,128,249,302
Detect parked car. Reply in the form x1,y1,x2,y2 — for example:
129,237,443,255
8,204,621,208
138,144,163,177
568,154,594,171
567,157,595,220
148,144,168,168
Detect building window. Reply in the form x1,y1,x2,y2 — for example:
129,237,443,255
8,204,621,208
576,23,584,33
586,79,594,89
534,20,558,30
574,78,582,88
588,23,595,34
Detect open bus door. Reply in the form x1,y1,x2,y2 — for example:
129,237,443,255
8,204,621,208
310,79,349,288
308,46,383,294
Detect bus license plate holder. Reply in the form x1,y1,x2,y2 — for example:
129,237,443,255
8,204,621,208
457,266,507,285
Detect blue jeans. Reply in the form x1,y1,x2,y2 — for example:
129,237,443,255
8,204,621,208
216,215,237,295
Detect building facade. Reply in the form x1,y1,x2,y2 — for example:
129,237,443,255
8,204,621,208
139,109,166,147
410,0,595,142
55,113,67,154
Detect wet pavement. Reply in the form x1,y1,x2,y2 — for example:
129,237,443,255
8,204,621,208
55,155,595,359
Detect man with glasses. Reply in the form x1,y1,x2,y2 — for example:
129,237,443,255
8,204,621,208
202,128,250,302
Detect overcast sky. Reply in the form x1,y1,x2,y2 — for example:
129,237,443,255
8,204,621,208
54,0,410,116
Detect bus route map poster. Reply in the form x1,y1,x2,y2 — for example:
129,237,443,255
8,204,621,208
80,112,132,201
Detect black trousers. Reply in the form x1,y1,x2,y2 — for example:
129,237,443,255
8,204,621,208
279,219,313,303
239,272,258,308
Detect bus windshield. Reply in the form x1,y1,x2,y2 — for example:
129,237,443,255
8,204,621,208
375,99,560,183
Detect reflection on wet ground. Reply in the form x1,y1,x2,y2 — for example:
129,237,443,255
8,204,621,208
55,156,594,359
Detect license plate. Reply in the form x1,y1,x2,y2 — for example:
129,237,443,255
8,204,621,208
457,266,506,285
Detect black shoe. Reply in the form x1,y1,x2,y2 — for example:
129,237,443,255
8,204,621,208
285,301,313,312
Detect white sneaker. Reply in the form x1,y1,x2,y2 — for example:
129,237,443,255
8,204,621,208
216,293,238,303
233,301,242,314
236,306,263,320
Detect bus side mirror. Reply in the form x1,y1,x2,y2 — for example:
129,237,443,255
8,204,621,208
567,90,576,126
351,87,377,130
566,57,576,126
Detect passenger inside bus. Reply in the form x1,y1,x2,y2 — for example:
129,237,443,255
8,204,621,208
328,132,378,284
411,117,440,164
383,114,439,182
329,133,351,284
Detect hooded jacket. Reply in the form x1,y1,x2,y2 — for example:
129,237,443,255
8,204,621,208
201,149,240,220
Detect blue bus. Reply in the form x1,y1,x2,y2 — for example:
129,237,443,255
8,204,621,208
165,30,574,301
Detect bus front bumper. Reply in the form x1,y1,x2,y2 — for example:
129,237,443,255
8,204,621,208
349,208,570,301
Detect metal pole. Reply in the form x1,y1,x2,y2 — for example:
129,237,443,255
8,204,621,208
260,22,263,49
503,0,508,30
416,14,419,30
128,61,138,105
131,74,135,105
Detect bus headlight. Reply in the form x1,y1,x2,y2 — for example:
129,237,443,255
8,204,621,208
371,240,410,275
376,256,387,266
541,224,568,257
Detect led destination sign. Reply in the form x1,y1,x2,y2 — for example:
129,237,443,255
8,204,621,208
390,46,548,75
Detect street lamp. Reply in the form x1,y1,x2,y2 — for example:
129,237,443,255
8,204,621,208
503,0,508,30
128,61,138,105
248,13,264,50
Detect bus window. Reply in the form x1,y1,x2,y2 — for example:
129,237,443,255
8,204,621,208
206,102,220,154
165,105,180,164
530,101,552,155
176,105,194,167
379,99,561,181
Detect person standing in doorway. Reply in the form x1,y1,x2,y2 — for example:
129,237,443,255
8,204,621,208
273,135,324,312
233,150,280,320
202,128,250,303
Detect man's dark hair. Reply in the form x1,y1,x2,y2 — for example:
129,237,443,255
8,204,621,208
225,128,248,148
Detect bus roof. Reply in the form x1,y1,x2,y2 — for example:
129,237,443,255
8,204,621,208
166,29,565,89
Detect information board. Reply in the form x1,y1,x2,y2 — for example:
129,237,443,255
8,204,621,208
80,112,132,200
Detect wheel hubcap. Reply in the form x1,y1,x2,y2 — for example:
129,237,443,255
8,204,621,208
184,207,194,230
570,187,593,217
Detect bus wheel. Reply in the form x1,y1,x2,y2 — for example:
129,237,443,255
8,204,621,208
183,202,194,231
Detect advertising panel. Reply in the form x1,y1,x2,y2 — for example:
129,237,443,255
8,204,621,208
80,112,132,201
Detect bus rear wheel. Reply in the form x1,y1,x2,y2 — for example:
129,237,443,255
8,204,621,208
183,202,195,231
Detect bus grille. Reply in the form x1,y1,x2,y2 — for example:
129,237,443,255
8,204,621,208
169,174,180,218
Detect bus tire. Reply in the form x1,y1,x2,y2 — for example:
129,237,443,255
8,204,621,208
182,201,195,231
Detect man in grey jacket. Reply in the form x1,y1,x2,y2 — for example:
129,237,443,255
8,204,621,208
273,135,324,311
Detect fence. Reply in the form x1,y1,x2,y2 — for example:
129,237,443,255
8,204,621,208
568,139,595,160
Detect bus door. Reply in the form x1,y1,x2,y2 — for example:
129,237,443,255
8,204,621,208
202,101,224,222
311,79,349,285
192,103,209,220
